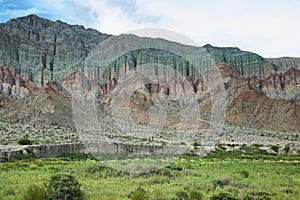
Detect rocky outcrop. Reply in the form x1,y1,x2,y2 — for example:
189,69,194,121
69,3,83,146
0,64,37,101
0,15,297,91
226,89,300,132
61,69,91,94
0,14,110,87
0,80,73,127
0,15,299,134
203,44,276,78
268,57,300,70
87,39,277,85
246,67,300,105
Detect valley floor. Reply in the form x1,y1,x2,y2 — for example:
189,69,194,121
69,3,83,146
0,154,299,200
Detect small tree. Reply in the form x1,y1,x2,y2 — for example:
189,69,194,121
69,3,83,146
45,174,84,200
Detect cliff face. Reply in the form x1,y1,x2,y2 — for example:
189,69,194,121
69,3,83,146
0,80,73,127
85,36,276,84
268,57,300,71
0,15,299,133
0,14,109,87
0,14,287,89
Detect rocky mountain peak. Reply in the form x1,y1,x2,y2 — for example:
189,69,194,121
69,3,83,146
0,15,110,87
14,14,54,29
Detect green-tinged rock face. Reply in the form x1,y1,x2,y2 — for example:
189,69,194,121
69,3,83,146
0,14,110,87
0,14,283,89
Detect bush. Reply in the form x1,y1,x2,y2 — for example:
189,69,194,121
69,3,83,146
166,164,183,171
60,152,94,161
270,145,279,153
16,149,36,160
210,192,237,200
212,179,225,189
176,191,189,200
189,189,203,200
45,174,84,200
128,187,149,200
251,144,263,147
284,145,290,153
192,141,200,149
23,184,47,200
17,138,32,145
240,169,249,178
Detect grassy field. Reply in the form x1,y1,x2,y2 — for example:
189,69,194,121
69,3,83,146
0,153,300,200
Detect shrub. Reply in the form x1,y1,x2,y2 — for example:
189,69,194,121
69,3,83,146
16,149,36,160
45,174,84,200
17,138,32,145
270,145,279,153
210,192,237,200
166,164,183,171
23,184,47,200
240,169,249,178
283,145,290,153
251,144,263,147
176,191,189,200
128,187,149,200
192,141,200,149
212,179,225,189
60,152,94,161
189,189,203,200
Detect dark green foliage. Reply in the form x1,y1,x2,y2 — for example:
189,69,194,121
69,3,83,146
23,184,47,200
210,192,237,200
44,174,84,200
60,152,94,161
16,149,36,160
128,187,149,200
0,156,8,162
166,164,183,171
240,169,249,178
192,141,200,149
241,147,271,155
188,189,203,200
227,144,239,147
176,191,189,200
283,145,290,153
85,164,129,178
251,144,263,147
270,145,279,153
18,138,32,145
212,179,225,189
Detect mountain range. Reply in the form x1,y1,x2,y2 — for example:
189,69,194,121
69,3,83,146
0,15,299,149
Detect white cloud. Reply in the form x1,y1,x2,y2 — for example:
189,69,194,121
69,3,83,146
21,0,300,57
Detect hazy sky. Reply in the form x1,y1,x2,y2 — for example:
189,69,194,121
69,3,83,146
0,0,299,57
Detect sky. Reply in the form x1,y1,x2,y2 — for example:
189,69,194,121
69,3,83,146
0,0,299,57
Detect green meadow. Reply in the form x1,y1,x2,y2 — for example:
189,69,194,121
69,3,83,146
0,151,300,200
